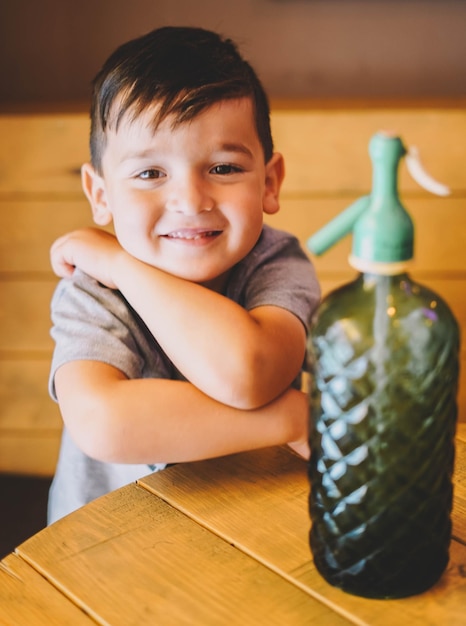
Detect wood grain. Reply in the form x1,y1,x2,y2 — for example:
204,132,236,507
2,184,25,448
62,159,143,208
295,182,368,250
0,115,88,195
272,107,466,195
0,200,92,272
453,439,466,542
0,360,61,430
16,482,351,626
0,553,94,625
0,280,57,352
6,432,466,625
138,442,466,626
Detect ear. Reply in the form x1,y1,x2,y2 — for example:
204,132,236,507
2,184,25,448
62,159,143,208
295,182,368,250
81,163,113,226
262,152,285,215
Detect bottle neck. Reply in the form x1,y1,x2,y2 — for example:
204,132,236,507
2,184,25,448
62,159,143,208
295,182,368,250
349,254,412,276
371,159,400,207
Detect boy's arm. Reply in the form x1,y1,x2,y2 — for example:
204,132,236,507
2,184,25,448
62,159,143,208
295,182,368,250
54,360,310,463
51,228,308,409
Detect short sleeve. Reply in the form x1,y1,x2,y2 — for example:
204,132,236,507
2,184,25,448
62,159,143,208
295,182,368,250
48,269,172,400
225,225,321,331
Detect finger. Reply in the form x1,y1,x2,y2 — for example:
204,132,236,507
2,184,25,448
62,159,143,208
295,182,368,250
50,238,76,277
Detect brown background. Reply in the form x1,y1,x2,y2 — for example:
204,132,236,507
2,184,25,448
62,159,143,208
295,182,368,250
1,0,465,106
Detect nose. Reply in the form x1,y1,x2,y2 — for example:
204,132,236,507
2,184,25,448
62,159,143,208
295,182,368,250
166,174,213,215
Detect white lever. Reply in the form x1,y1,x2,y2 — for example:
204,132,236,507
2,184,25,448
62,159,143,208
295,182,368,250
405,146,451,197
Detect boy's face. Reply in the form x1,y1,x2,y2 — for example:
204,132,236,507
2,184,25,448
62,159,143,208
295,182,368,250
82,98,284,291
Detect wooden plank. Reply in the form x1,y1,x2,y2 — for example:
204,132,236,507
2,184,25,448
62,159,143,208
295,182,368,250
457,423,466,443
0,433,61,476
0,359,61,476
0,553,94,625
0,107,465,196
0,115,88,195
271,107,466,195
16,483,351,626
0,360,61,430
0,200,93,272
0,280,57,352
453,439,466,541
139,444,466,626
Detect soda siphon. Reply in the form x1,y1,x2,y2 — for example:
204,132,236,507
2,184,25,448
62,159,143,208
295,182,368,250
306,132,460,598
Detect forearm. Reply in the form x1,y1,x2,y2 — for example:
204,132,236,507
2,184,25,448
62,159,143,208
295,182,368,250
55,363,308,465
111,251,305,408
50,228,307,409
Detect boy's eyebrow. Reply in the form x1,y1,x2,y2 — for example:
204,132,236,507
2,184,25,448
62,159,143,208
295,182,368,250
119,148,158,162
216,142,254,158
119,143,255,163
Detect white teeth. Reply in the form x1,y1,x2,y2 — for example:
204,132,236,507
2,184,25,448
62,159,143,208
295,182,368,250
167,231,216,240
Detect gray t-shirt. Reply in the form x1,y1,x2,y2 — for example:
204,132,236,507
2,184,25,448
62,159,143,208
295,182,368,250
48,225,320,523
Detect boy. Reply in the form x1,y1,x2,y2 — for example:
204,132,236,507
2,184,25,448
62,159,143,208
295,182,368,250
48,26,320,523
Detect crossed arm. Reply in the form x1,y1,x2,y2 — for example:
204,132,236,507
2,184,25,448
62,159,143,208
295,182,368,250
51,228,311,462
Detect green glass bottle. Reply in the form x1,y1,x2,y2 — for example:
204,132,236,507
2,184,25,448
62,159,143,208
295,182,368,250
306,132,460,599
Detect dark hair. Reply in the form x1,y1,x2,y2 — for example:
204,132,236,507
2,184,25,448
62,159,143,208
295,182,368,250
89,26,274,172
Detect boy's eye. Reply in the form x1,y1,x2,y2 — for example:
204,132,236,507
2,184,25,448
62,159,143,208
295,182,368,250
210,164,243,175
138,169,165,180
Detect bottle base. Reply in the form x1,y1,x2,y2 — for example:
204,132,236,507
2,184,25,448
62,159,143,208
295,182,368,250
313,555,449,599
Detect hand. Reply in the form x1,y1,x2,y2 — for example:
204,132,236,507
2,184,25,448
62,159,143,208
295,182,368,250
285,390,311,459
50,228,124,289
287,439,310,460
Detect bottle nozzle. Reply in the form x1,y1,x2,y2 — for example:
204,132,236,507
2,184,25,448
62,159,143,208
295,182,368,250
307,132,450,270
405,146,451,197
307,196,370,256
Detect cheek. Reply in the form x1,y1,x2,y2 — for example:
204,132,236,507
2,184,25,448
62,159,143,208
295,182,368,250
111,210,150,254
110,192,155,232
228,186,264,223
237,192,264,228
228,201,264,253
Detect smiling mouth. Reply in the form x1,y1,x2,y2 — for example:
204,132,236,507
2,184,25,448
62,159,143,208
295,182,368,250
162,230,222,240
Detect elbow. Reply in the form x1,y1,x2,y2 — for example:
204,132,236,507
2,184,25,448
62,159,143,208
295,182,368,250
203,379,263,411
54,362,137,463
212,353,290,411
62,395,125,464
66,419,116,464
226,381,272,411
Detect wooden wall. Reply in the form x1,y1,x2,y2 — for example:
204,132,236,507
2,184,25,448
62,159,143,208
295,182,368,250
1,102,465,476
0,113,92,475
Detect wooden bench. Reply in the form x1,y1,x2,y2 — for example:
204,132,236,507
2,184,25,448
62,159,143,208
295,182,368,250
1,100,465,475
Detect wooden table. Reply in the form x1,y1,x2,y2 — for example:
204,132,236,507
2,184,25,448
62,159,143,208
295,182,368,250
2,425,466,626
